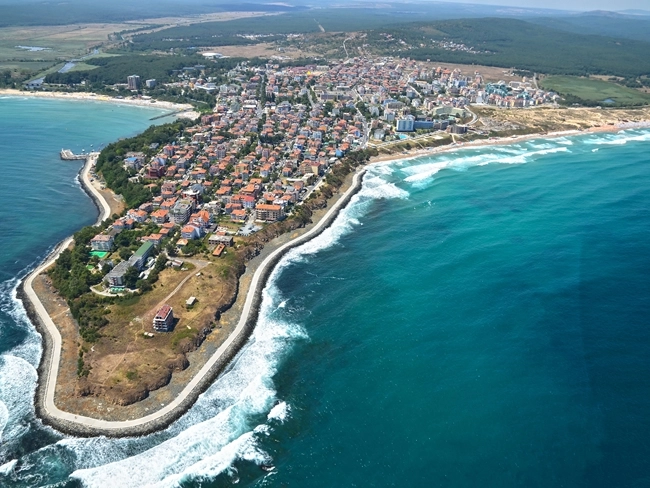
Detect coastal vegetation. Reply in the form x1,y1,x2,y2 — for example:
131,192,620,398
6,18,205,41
363,19,650,79
539,76,650,107
0,0,304,27
95,119,196,208
40,75,376,404
44,55,242,87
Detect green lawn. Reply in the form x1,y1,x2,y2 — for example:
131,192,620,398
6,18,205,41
67,62,100,72
540,76,650,106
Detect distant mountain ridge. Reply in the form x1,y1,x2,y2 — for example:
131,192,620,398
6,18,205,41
616,9,650,16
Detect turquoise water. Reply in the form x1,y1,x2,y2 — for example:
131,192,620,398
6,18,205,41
0,99,649,487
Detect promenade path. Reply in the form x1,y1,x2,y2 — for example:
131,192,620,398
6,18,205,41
23,167,366,433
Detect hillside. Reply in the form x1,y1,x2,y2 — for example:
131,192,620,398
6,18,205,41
363,18,650,78
529,12,650,43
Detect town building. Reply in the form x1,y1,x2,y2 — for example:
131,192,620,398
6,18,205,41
128,241,154,270
153,304,174,332
90,234,114,251
255,204,285,222
396,116,415,132
104,261,131,287
171,200,192,225
127,75,141,90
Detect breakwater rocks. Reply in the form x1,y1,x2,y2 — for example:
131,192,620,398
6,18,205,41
26,169,366,437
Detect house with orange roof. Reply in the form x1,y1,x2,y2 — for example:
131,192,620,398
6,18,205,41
143,234,164,246
231,209,247,222
127,209,148,223
151,209,169,225
255,203,285,222
181,224,201,240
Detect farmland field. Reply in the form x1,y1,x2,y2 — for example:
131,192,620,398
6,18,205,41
0,23,130,75
540,75,650,106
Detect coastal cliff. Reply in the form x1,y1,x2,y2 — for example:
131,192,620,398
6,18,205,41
20,168,366,437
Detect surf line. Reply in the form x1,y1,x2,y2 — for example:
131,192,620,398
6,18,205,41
19,167,367,437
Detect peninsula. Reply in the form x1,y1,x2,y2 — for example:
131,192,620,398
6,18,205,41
14,54,650,436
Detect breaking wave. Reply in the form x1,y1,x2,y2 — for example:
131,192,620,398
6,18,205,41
400,145,569,187
583,129,650,146
67,170,412,486
13,129,650,485
0,355,38,444
0,277,42,366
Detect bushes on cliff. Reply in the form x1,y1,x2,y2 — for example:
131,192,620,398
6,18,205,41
68,294,111,343
49,243,101,301
95,119,196,208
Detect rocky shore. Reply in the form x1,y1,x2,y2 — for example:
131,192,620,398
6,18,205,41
19,166,366,437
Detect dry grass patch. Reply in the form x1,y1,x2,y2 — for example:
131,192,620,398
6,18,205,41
79,258,241,405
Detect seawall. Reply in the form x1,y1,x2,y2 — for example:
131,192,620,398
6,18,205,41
22,168,366,437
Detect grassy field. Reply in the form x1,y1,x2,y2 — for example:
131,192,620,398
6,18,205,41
81,256,241,404
67,62,100,72
540,76,650,106
0,23,129,75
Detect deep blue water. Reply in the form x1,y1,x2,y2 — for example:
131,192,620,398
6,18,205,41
0,99,649,487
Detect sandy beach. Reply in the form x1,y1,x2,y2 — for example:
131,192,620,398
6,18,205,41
368,121,650,166
0,89,201,119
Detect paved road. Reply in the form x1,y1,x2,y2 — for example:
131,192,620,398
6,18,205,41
24,168,365,432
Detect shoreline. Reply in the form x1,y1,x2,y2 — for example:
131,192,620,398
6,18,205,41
17,120,650,437
19,163,367,437
368,121,650,166
0,89,200,119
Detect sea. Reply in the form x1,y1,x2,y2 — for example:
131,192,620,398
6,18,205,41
0,97,649,488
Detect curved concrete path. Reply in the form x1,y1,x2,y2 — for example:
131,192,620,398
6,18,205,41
23,167,366,434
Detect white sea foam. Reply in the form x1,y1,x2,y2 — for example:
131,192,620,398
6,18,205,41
583,130,650,146
359,173,409,201
0,459,16,476
267,401,290,423
152,430,272,488
1,278,43,366
71,374,277,487
0,355,37,442
554,137,574,145
401,146,568,187
371,162,395,176
275,172,407,266
528,142,554,150
0,401,8,444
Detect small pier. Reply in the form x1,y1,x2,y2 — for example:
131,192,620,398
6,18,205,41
60,149,88,161
149,110,180,121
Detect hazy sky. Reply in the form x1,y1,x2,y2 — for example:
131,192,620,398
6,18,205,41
444,0,650,11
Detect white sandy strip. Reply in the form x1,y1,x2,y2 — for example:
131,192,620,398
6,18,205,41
0,89,199,118
81,153,111,224
23,169,365,432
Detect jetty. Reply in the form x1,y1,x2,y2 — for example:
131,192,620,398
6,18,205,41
60,149,88,160
149,110,181,121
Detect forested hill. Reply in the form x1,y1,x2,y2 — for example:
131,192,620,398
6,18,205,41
528,13,650,44
366,18,650,78
0,0,307,27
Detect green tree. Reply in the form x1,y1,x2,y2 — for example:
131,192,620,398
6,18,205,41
124,266,140,289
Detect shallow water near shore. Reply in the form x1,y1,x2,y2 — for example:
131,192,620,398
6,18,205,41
1,100,649,487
